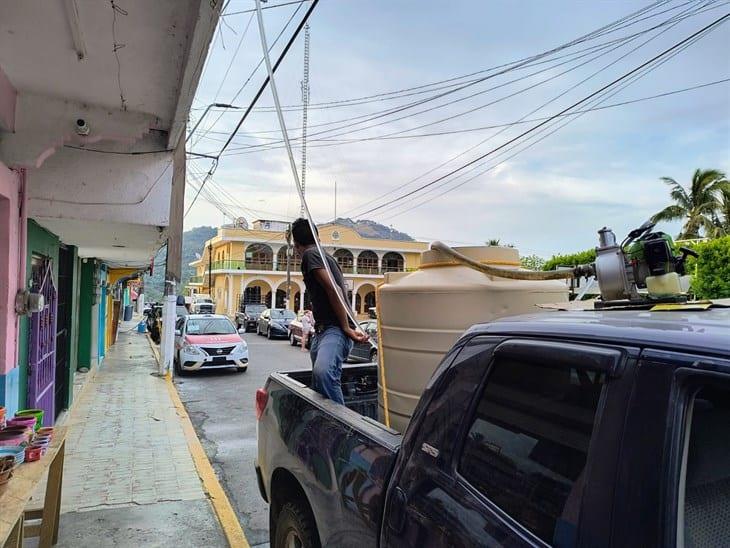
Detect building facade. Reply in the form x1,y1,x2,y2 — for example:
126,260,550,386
188,221,429,318
0,1,219,420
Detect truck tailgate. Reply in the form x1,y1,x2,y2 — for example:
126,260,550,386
257,365,401,547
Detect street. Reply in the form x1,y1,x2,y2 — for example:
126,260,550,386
175,331,311,547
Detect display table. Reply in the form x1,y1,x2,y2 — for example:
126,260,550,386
0,426,66,548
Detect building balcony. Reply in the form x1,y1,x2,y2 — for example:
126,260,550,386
188,276,204,285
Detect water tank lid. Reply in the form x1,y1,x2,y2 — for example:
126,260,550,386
420,245,521,268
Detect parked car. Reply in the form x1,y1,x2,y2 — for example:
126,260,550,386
174,314,248,375
191,294,215,314
257,308,296,339
256,308,730,548
236,303,267,332
348,320,379,363
287,318,310,348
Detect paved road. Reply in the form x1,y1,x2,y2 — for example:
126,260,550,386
175,331,311,548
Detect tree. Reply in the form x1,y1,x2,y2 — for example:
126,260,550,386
651,169,728,240
711,188,730,237
521,254,546,271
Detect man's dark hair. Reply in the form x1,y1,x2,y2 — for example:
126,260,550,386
290,218,318,246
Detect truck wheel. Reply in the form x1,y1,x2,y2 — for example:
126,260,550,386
267,327,272,340
274,501,319,548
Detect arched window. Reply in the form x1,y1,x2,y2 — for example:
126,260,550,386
334,249,354,274
245,244,273,270
276,246,301,272
382,252,404,273
357,250,379,275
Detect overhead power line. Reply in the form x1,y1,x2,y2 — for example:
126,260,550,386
184,0,321,218
211,0,723,156
350,12,730,220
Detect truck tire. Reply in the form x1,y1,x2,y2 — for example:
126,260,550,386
274,501,319,548
267,327,272,340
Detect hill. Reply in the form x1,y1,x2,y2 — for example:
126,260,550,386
143,226,217,301
333,218,414,241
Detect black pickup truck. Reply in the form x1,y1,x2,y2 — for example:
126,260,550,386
255,309,730,548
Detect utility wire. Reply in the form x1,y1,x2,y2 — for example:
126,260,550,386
351,12,730,220
189,0,701,150
184,0,319,219
214,0,723,155
191,2,306,149
337,0,719,219
374,25,723,223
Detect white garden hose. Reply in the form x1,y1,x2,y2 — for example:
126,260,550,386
254,0,372,346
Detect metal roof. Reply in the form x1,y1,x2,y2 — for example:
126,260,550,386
468,308,730,357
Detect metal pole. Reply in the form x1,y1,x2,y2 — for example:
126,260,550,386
285,224,292,310
208,243,213,294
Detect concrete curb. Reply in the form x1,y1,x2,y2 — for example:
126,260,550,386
146,334,250,548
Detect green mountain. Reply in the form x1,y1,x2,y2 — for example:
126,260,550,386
334,218,414,241
143,226,217,301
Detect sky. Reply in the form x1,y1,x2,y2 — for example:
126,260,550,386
184,0,730,257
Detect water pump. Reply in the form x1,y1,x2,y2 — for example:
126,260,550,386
589,221,698,307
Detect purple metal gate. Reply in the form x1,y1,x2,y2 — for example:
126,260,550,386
28,258,57,426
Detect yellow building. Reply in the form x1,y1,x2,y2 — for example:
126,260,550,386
187,220,429,318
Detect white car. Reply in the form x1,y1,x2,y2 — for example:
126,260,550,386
174,314,248,375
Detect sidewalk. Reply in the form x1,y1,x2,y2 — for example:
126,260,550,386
44,322,228,547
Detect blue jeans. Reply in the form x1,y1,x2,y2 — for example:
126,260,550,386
310,326,353,404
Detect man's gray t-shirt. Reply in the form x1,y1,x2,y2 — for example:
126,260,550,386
300,247,350,328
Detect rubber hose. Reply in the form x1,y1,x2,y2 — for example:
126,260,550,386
430,241,575,280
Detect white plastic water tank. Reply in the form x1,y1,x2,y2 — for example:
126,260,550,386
377,245,568,432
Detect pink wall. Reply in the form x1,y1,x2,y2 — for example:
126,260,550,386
0,161,24,375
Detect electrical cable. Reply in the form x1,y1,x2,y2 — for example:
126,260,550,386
347,12,730,220
353,1,717,221
215,0,723,155
374,25,724,223
245,0,680,112
184,1,318,219
253,0,370,343
191,2,306,149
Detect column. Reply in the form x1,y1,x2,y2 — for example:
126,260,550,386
161,137,184,376
226,275,233,315
377,254,383,274
351,285,357,313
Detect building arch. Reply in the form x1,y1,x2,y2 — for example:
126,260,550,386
333,249,354,273
382,251,404,273
245,243,274,270
274,279,303,309
357,250,379,275
241,278,273,307
276,246,301,272
356,282,377,315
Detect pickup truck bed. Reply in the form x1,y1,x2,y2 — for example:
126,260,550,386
257,364,401,547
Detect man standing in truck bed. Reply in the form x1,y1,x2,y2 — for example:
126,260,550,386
290,218,368,404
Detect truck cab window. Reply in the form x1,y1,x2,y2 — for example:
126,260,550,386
458,356,606,546
678,384,730,547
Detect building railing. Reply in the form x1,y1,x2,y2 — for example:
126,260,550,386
210,260,246,270
246,259,274,271
205,260,416,275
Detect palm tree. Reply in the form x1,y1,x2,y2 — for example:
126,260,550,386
651,169,729,239
711,188,730,238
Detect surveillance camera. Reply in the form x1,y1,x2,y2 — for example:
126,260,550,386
75,118,90,136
